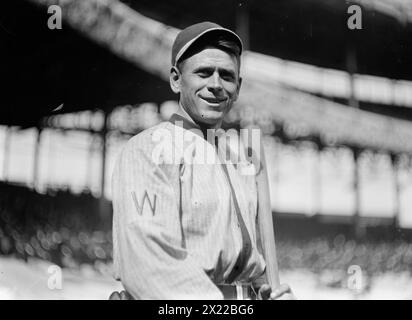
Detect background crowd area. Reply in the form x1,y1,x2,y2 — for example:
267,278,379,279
1,181,412,294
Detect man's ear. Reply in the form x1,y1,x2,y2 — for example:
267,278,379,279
170,66,181,94
233,76,242,102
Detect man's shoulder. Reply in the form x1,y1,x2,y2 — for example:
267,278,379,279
119,121,182,166
123,121,173,153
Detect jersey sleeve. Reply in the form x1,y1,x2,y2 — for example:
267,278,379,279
112,141,223,299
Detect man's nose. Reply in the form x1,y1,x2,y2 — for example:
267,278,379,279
207,72,223,92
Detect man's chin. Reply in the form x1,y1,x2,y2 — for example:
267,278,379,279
198,110,225,125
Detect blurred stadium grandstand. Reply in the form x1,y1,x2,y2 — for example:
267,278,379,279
1,0,412,295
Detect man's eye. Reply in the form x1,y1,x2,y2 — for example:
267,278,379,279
197,71,211,77
222,75,235,82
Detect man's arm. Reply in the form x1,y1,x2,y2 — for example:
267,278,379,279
112,143,223,300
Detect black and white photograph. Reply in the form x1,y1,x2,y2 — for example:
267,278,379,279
1,0,412,302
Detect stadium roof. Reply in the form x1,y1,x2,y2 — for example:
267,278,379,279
119,0,412,81
0,0,175,128
2,0,412,154
354,0,412,25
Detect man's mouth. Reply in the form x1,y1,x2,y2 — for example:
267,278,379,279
199,96,227,104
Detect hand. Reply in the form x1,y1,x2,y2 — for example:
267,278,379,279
109,290,134,300
258,283,296,300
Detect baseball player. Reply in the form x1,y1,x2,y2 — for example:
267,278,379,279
110,22,294,300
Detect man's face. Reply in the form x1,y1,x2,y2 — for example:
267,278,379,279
171,47,242,127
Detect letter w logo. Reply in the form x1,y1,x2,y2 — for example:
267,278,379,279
131,191,157,216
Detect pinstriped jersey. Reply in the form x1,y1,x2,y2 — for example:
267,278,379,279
111,114,266,299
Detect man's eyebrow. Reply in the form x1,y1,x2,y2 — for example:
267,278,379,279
219,68,236,77
193,66,214,72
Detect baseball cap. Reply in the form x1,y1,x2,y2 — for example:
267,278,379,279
171,21,243,67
